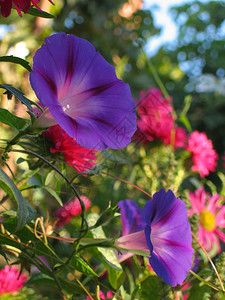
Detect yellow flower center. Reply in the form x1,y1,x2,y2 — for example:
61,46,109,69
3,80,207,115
199,209,216,232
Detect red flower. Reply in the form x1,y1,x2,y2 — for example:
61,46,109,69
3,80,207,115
136,88,186,148
1,0,54,18
55,196,91,228
43,125,97,173
0,266,27,295
186,131,218,177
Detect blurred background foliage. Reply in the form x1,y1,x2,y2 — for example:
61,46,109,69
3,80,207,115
152,1,225,155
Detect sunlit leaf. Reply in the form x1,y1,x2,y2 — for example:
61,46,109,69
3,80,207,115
20,185,63,206
0,168,36,231
139,276,160,300
27,8,55,18
87,213,124,289
0,55,32,72
0,84,33,111
0,108,28,131
71,256,98,276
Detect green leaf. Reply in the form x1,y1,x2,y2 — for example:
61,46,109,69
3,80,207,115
139,276,160,300
39,186,63,206
44,170,55,186
82,162,104,176
115,247,150,257
101,149,130,164
27,273,84,295
0,55,32,72
21,185,63,206
93,204,119,228
114,285,131,300
106,264,125,290
16,157,26,164
87,213,125,289
0,245,9,263
0,84,33,111
3,218,37,244
179,113,192,133
178,95,192,132
0,210,17,217
187,278,211,300
0,168,36,231
0,108,28,131
27,7,55,18
26,273,55,286
218,172,225,197
72,256,98,276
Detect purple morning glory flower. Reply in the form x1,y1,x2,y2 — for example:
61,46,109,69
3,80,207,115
116,200,146,262
116,189,194,286
117,199,145,235
30,33,137,150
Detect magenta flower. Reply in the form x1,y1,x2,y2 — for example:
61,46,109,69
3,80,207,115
0,265,27,295
115,189,193,286
55,196,91,228
186,131,218,177
136,88,173,142
43,125,97,173
30,33,137,150
136,88,186,148
189,188,225,252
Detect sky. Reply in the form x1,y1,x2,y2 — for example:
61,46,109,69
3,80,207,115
143,0,210,55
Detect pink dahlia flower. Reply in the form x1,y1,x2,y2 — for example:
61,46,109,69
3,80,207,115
116,189,193,286
186,131,218,177
136,88,186,148
30,33,137,150
1,0,54,17
43,125,97,173
189,188,225,253
55,196,91,228
0,265,27,295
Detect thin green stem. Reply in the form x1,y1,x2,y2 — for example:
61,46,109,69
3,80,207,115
192,232,225,292
147,58,170,99
11,148,89,237
189,270,224,293
3,129,28,155
51,271,67,300
17,155,153,198
76,278,94,300
139,45,177,122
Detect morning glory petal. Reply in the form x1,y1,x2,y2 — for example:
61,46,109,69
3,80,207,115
30,33,137,150
144,189,194,286
118,199,145,236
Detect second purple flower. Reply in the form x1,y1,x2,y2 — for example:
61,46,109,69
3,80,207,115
116,189,194,286
30,33,137,150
